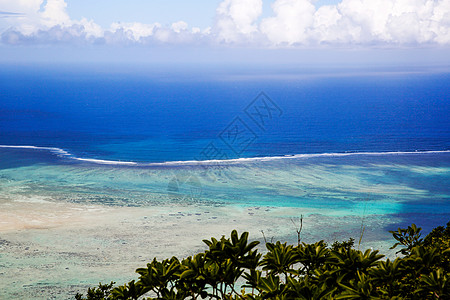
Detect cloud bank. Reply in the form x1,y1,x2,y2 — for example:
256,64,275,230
1,0,450,47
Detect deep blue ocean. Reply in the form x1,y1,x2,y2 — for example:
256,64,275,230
1,65,449,162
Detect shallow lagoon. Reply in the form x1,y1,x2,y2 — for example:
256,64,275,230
0,148,449,299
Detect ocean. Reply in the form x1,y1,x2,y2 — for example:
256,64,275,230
0,64,449,299
1,65,449,162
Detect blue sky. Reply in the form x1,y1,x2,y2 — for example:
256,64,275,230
65,0,223,29
65,0,342,28
0,0,449,65
67,0,220,27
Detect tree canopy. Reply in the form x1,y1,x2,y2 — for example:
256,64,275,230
76,221,450,299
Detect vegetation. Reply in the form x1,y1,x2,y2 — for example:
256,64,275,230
76,222,450,299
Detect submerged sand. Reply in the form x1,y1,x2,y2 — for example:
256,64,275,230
0,198,398,299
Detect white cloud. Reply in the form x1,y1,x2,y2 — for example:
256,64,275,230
0,0,100,39
78,17,103,38
256,0,450,45
214,0,263,43
1,0,450,47
0,0,41,35
105,21,205,45
0,0,206,45
39,0,70,27
260,0,316,45
110,22,160,42
337,0,450,44
0,0,41,15
171,21,188,34
432,0,450,43
312,5,345,43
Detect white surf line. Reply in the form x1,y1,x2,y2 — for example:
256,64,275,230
0,145,71,156
1,145,449,167
144,150,450,166
0,145,137,166
71,157,138,165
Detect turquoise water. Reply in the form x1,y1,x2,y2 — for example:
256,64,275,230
1,146,449,230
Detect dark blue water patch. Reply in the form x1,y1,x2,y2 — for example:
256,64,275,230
382,168,450,195
385,213,450,236
401,198,450,213
0,147,65,169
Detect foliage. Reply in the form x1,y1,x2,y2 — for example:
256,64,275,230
76,222,450,299
75,282,115,300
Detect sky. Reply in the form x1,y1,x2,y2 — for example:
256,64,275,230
0,0,449,65
63,0,342,29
